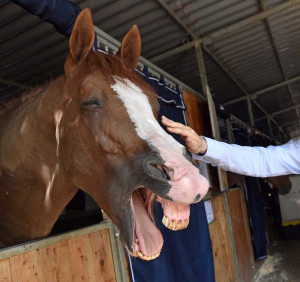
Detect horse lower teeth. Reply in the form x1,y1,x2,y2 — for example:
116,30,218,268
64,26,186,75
137,251,160,261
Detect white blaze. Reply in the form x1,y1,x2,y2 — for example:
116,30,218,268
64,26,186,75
111,76,184,161
111,76,209,204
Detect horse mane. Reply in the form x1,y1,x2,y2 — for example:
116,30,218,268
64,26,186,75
0,51,154,115
0,81,51,115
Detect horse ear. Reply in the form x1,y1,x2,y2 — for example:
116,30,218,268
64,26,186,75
117,25,141,69
68,8,95,65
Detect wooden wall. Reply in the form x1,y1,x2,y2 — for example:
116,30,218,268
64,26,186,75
227,188,254,282
0,226,119,282
208,194,237,282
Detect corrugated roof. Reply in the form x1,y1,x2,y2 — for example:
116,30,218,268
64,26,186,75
1,0,300,140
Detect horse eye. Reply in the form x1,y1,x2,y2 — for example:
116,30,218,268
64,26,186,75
81,98,101,107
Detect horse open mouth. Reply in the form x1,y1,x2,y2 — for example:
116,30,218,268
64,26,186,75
129,171,191,261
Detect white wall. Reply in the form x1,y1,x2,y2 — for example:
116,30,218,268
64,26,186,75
279,175,300,222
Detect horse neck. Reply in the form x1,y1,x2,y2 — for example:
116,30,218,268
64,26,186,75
0,76,78,240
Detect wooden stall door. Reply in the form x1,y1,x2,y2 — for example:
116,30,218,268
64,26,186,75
227,188,254,282
0,228,117,282
208,194,237,282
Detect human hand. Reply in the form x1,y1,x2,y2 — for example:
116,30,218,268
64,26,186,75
161,116,207,155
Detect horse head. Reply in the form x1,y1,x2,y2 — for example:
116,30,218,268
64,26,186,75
59,9,209,260
266,175,292,195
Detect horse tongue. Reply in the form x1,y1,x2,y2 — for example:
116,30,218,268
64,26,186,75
158,197,190,230
132,191,163,258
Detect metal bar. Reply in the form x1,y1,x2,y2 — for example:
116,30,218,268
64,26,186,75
203,45,255,127
254,102,300,122
195,41,229,192
223,74,300,106
252,99,289,139
150,41,196,64
155,0,197,39
247,96,254,126
203,0,300,45
108,223,129,282
230,115,274,142
267,117,274,138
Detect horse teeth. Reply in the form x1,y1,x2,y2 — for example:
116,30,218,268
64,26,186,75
162,215,190,230
167,219,175,230
162,215,166,226
183,218,190,229
176,220,182,230
162,215,169,228
137,251,160,261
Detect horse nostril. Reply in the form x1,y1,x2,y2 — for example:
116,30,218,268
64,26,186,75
155,165,171,180
162,166,170,180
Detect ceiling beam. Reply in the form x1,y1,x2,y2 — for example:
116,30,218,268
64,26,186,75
203,45,289,139
223,75,300,106
155,0,197,39
261,0,300,125
150,0,300,65
150,41,196,64
152,0,294,139
254,102,300,122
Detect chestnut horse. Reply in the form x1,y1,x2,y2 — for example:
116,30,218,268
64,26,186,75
0,9,209,260
227,171,291,195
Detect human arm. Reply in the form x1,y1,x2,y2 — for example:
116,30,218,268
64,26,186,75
161,116,300,177
11,0,81,37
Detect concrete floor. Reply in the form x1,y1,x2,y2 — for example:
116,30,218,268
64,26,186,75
254,239,300,282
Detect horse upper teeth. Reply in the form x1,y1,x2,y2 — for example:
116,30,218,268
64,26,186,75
161,215,190,230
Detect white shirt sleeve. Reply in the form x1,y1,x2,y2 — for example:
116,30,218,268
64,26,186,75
193,137,300,177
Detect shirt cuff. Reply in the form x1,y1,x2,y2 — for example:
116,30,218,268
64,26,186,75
191,137,218,161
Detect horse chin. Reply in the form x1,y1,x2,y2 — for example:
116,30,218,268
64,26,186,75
127,185,191,261
278,185,292,195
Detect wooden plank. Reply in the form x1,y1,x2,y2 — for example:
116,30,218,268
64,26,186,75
240,187,255,265
40,241,73,282
9,254,27,281
183,89,211,136
82,232,99,281
28,250,46,281
9,253,44,282
68,237,89,282
0,259,12,282
89,229,116,282
208,194,237,282
227,189,253,282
